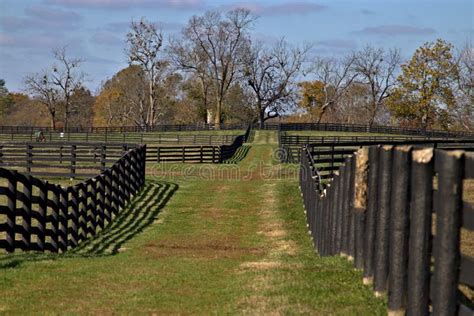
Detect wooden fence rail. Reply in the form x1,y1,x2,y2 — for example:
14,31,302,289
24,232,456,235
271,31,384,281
0,145,146,253
300,144,474,315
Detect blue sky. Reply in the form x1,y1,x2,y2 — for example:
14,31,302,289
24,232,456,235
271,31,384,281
0,0,472,93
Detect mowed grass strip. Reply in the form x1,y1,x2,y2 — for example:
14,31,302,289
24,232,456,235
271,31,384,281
0,131,385,314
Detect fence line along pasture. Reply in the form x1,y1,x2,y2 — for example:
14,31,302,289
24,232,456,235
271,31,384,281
0,130,240,145
1,121,472,138
0,145,146,253
300,144,474,315
271,122,474,138
0,123,248,135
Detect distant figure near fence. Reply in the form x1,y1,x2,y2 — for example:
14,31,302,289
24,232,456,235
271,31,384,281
35,130,46,142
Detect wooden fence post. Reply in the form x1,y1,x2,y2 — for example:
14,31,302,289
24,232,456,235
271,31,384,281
347,155,356,261
363,146,380,285
92,178,101,230
78,183,87,242
70,145,76,179
48,182,60,253
101,145,106,171
373,145,393,297
21,175,32,251
388,146,412,314
68,186,79,248
37,179,47,251
334,168,344,254
26,144,33,174
5,170,17,252
111,165,120,214
432,150,463,315
104,169,113,221
59,186,68,252
141,145,146,185
329,177,337,255
86,180,97,236
129,152,137,195
96,174,107,226
340,161,350,257
407,148,434,315
354,148,369,270
123,154,131,201
117,161,125,209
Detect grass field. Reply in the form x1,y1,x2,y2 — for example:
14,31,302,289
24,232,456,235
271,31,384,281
0,131,386,314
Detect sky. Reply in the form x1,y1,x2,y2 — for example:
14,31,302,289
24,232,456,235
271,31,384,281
0,0,472,93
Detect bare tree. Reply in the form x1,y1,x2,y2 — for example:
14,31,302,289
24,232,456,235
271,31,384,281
308,55,357,123
244,39,310,128
126,17,166,127
25,47,84,130
169,9,256,128
50,47,84,130
24,72,60,129
352,45,400,127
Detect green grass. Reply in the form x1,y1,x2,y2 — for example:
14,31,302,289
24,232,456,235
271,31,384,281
0,131,386,314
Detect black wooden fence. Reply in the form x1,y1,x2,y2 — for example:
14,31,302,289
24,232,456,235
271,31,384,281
2,122,472,138
300,144,474,315
154,145,222,163
0,142,137,178
0,126,249,176
280,136,474,164
0,145,146,253
0,131,239,145
273,122,474,138
152,124,251,163
0,123,247,134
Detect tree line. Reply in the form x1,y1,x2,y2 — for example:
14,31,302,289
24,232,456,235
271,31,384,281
0,8,472,131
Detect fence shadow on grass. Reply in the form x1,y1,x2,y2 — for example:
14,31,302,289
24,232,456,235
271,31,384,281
0,180,178,269
222,145,251,164
72,180,178,255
